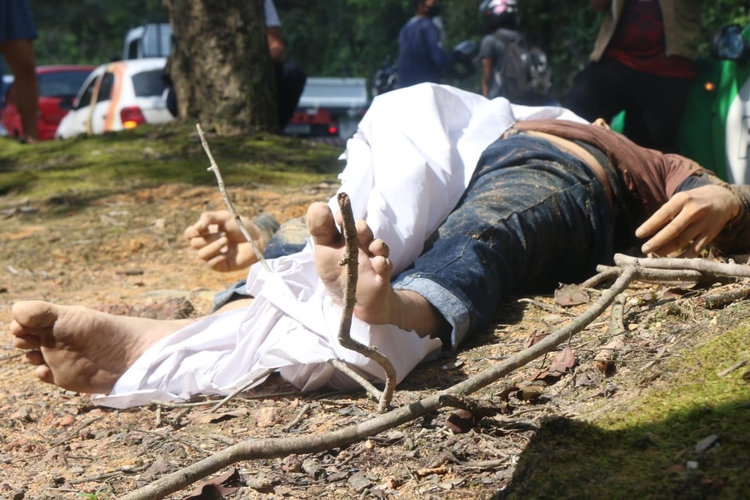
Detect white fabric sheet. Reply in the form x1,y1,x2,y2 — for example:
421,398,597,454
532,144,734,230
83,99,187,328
94,84,586,408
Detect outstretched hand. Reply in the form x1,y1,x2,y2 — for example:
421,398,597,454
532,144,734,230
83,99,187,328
636,184,740,258
184,210,259,272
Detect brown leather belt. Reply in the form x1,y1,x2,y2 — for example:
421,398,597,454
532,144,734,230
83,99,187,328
504,129,614,203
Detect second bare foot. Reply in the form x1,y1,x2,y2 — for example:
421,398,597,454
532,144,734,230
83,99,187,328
10,301,189,394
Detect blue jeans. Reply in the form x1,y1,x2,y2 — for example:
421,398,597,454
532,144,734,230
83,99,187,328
215,135,616,350
392,134,616,349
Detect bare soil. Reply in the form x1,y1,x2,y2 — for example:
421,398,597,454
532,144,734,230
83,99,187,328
1,183,749,499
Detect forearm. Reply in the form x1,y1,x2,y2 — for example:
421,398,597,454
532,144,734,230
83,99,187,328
712,184,750,255
481,59,492,97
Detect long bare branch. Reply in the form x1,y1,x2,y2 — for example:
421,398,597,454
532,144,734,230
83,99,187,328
118,266,641,500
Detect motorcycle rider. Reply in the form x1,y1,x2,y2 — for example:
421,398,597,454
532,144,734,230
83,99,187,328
477,0,554,105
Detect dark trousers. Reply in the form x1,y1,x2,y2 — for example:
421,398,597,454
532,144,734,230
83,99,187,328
392,134,616,348
563,57,693,154
275,60,306,129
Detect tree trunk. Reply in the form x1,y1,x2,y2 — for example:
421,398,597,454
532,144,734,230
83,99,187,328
163,0,278,134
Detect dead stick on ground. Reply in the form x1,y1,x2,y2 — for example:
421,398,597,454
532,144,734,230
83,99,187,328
196,123,269,272
614,253,750,278
335,192,397,413
118,266,639,500
699,284,750,309
328,359,382,401
210,368,276,412
283,403,312,432
717,359,748,377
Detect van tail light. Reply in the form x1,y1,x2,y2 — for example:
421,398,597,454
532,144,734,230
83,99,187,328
120,106,146,129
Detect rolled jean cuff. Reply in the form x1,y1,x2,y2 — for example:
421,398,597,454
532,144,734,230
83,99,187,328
393,275,471,352
212,279,251,313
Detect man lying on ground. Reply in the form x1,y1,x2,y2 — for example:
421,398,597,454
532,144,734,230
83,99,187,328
10,84,750,408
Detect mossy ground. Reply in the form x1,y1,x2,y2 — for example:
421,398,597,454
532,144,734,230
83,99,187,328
0,119,342,204
498,308,750,500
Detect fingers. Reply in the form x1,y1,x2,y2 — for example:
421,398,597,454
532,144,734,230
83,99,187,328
637,187,735,257
592,118,610,129
195,235,228,260
184,211,230,238
635,195,685,240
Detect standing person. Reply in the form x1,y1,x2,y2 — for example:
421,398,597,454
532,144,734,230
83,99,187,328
397,0,454,88
477,0,554,105
563,0,701,153
10,84,750,407
0,0,39,142
264,0,306,129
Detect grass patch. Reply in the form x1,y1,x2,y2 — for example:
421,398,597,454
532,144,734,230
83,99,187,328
499,324,750,500
0,119,343,206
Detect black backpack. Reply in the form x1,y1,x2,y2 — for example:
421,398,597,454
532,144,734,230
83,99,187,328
494,30,552,105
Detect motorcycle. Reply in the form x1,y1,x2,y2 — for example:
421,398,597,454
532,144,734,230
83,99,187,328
371,40,479,98
372,54,398,98
612,23,750,184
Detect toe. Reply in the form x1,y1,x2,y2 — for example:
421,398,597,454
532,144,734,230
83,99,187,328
35,365,55,385
307,202,339,245
13,334,40,350
355,220,375,249
370,255,393,280
369,238,390,258
12,300,58,328
25,350,45,366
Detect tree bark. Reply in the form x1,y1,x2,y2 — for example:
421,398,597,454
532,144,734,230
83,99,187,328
163,0,278,134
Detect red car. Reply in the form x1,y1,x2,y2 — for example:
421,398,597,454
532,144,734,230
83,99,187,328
1,65,95,141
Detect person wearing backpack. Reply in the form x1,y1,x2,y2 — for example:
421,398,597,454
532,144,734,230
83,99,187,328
563,0,701,154
478,0,554,105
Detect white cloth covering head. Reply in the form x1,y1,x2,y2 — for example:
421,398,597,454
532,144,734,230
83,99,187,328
94,84,586,408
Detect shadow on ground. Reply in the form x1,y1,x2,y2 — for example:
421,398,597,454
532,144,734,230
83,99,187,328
495,395,749,499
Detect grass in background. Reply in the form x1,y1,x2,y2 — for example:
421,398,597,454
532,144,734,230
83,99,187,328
0,120,343,206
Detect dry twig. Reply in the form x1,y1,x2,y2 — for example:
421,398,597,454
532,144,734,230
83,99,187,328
329,359,382,401
699,284,750,309
196,123,269,272
717,359,748,377
335,192,397,413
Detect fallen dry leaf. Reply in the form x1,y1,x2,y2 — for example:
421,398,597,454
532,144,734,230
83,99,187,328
189,408,250,424
554,283,590,307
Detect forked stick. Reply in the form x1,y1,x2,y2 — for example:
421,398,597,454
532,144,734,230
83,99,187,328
336,192,397,412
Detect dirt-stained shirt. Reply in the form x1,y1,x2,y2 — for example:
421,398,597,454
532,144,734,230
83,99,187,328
513,119,705,217
511,119,750,255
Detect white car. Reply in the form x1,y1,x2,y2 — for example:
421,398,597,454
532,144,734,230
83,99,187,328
55,58,173,139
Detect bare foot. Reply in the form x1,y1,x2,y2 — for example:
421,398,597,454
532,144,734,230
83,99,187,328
306,202,443,338
10,301,190,394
